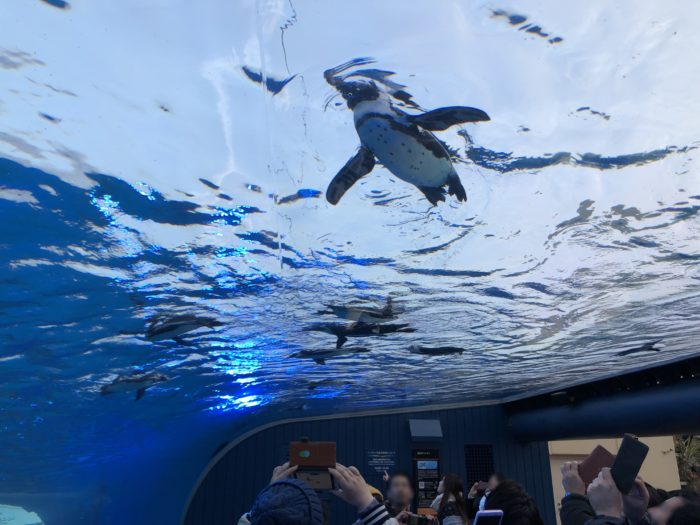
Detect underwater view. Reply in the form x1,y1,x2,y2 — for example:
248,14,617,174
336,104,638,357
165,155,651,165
1,0,699,523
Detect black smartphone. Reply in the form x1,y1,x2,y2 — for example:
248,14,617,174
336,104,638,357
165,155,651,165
474,510,504,525
407,514,430,525
611,434,649,494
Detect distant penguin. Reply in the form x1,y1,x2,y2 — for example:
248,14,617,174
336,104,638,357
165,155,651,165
617,340,663,356
324,65,490,205
289,347,371,365
318,297,396,324
145,314,222,343
409,345,465,356
101,372,168,401
303,322,415,348
307,379,352,390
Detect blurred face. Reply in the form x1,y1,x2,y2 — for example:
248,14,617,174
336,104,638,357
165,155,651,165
649,497,685,525
488,475,500,491
388,475,414,509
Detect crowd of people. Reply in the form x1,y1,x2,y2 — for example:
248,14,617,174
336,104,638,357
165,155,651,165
236,458,700,525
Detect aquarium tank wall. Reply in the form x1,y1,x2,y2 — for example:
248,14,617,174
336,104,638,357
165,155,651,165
1,1,699,524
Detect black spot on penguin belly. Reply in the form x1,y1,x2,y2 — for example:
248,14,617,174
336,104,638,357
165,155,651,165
386,119,450,161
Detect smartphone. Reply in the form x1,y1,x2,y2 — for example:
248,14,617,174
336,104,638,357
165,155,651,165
406,514,430,525
476,481,489,492
289,440,337,491
578,445,616,485
611,434,649,494
474,510,504,525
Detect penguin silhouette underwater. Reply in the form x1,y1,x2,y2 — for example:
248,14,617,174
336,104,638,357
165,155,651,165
324,60,490,205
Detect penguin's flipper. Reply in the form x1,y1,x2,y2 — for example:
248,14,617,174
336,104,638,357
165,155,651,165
410,106,490,131
326,146,376,205
447,174,467,202
336,335,348,349
135,388,146,401
417,186,447,206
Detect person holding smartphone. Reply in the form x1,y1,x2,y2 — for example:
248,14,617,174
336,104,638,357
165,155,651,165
467,473,503,519
237,462,324,525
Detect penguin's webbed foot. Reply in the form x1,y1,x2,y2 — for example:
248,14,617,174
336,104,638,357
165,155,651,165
418,186,447,206
447,174,467,202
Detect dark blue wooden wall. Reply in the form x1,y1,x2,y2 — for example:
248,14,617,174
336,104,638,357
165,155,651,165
183,404,555,525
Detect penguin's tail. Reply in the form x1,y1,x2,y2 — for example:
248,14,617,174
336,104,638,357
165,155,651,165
447,174,467,202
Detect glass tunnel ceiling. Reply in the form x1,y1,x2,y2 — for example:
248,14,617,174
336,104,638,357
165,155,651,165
0,0,699,521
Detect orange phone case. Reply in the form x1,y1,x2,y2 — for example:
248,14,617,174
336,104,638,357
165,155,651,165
578,445,615,485
289,441,337,491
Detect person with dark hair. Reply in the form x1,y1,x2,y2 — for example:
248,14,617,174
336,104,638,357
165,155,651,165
650,492,700,525
680,490,700,507
237,462,324,525
667,503,700,525
431,474,469,525
467,473,504,518
484,479,544,525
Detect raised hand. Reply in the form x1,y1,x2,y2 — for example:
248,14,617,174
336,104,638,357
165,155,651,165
587,468,623,518
329,463,374,511
623,477,650,525
269,462,298,484
560,461,586,495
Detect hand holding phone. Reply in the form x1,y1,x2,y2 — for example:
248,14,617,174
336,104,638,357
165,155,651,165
269,462,298,484
328,463,374,510
587,468,623,518
561,462,586,495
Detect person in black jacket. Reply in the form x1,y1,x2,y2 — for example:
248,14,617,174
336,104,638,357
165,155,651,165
484,479,544,525
467,473,504,519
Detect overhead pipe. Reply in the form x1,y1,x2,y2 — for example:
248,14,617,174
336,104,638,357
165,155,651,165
507,378,700,442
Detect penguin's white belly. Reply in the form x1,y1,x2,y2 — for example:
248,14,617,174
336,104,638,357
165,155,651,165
357,118,453,187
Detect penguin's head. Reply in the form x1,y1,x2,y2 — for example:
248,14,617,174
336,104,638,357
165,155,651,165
338,80,380,109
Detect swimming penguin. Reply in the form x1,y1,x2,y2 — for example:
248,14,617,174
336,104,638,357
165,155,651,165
307,379,353,390
409,345,465,356
616,340,663,357
304,322,415,349
289,347,371,365
318,297,396,325
100,372,168,401
324,65,490,205
145,314,222,343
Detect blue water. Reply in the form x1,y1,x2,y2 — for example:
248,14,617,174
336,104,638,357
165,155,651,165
1,1,700,523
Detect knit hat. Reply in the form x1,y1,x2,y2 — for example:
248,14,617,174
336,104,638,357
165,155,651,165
249,478,324,525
